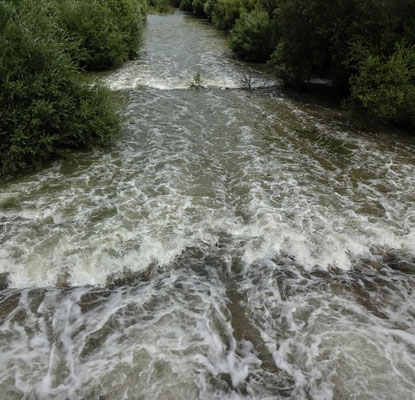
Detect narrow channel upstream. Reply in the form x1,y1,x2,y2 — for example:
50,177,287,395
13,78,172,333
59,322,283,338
1,11,415,400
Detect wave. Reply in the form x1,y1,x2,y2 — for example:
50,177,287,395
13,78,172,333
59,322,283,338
105,75,278,91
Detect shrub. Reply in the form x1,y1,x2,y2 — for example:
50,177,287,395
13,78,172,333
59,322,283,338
267,0,331,88
267,42,314,89
191,0,207,15
0,0,120,174
350,45,415,128
58,0,146,70
179,0,193,11
203,0,216,19
148,0,172,13
203,0,240,29
189,72,205,88
229,9,275,61
268,0,415,89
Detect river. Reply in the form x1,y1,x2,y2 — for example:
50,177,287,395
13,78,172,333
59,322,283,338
1,11,415,400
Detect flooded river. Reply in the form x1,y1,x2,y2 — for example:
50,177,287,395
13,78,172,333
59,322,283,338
1,11,415,400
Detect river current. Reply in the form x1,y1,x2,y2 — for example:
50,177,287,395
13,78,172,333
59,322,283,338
1,11,415,400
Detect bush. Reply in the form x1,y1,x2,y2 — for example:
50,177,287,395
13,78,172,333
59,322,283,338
148,0,172,13
350,45,415,128
179,0,193,11
191,0,207,15
203,0,240,29
268,0,415,87
0,0,120,174
229,9,275,61
267,0,332,88
265,0,415,128
180,0,208,15
58,0,147,70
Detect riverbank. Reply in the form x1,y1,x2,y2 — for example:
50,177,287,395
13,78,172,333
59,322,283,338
177,0,415,129
1,11,415,399
0,0,147,176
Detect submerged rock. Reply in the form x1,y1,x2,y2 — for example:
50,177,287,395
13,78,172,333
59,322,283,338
360,260,386,276
56,270,71,288
364,261,384,271
0,273,9,290
106,263,159,289
393,261,415,275
378,252,415,275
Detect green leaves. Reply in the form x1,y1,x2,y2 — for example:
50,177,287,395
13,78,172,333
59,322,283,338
229,9,276,61
350,45,415,127
58,0,146,70
264,0,415,128
0,0,139,175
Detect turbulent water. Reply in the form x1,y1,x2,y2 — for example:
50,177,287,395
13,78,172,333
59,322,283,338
1,11,415,400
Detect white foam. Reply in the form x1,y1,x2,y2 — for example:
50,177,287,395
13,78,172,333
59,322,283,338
2,11,415,400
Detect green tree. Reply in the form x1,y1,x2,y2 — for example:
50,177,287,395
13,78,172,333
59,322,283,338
229,9,276,61
350,45,415,128
0,0,124,174
58,0,146,70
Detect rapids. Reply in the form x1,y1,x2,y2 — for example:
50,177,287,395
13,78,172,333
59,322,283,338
0,11,415,400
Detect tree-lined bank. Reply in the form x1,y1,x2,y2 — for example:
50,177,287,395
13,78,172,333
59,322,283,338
176,0,415,129
0,0,146,175
1,13,415,398
1,0,414,177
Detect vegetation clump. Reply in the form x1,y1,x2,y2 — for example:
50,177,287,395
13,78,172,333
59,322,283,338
229,9,275,62
0,0,146,175
58,0,147,70
148,0,173,14
176,0,415,129
241,73,254,90
350,45,415,127
189,72,205,89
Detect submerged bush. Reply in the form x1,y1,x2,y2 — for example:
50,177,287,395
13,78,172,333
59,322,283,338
0,0,121,174
189,72,205,88
229,9,275,61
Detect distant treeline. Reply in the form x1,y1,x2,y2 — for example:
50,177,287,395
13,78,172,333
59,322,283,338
175,0,415,129
0,0,147,175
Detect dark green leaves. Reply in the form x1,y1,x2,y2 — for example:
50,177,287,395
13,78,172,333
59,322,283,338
0,0,144,175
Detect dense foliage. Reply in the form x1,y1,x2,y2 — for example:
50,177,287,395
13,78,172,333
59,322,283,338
229,9,275,61
58,0,146,70
148,0,172,13
178,0,415,128
0,0,146,175
350,45,415,127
